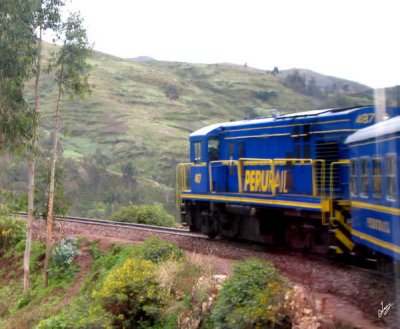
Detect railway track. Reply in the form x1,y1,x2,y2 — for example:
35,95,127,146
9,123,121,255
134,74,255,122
13,212,207,239
14,211,394,276
14,210,400,288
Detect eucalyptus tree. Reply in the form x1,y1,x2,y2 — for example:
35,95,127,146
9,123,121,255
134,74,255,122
24,0,65,293
1,1,38,292
0,0,37,151
43,12,92,287
0,0,70,292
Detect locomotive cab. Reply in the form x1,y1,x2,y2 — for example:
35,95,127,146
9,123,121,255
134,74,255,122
189,135,220,193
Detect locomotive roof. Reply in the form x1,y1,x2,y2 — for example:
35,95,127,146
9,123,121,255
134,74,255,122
190,106,371,138
345,115,400,144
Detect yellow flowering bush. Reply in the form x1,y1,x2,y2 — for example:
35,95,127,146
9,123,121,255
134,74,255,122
93,258,170,328
0,215,25,250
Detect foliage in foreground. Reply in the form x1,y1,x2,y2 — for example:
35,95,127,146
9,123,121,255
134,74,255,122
34,238,188,329
137,237,185,263
209,259,292,329
111,203,178,227
0,231,81,329
94,258,169,328
3,236,294,329
0,214,25,250
50,236,80,277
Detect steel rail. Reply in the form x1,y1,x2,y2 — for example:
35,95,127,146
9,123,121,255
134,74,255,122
14,212,397,279
13,212,206,239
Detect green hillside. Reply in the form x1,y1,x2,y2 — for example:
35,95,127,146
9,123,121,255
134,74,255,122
13,44,375,217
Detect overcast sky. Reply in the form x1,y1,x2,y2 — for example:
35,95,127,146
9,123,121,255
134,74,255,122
58,0,399,88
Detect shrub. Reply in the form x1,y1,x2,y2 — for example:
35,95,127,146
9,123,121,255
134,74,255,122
34,303,114,329
164,85,180,101
157,259,200,296
138,237,185,264
111,203,178,227
93,258,170,328
151,260,201,329
210,259,292,329
52,236,80,270
73,304,114,329
15,294,31,310
0,215,25,250
252,90,278,102
49,236,80,279
88,239,102,260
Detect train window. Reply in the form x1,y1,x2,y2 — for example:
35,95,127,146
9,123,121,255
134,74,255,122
303,124,310,142
386,154,397,201
293,125,300,142
228,142,234,158
295,145,301,158
208,138,219,161
372,158,382,199
350,160,358,196
360,158,369,197
194,142,202,163
304,144,311,158
238,142,245,159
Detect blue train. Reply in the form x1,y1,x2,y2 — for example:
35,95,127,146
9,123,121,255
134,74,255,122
176,105,400,262
346,115,400,262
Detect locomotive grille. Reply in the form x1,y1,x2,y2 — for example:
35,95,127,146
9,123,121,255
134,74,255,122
315,141,340,194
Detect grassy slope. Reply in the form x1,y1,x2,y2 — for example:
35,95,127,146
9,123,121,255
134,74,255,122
21,44,372,216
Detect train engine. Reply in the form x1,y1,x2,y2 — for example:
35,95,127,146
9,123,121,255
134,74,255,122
176,106,400,256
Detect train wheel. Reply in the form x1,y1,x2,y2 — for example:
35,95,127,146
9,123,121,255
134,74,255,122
285,224,305,250
377,254,395,274
218,213,240,239
199,210,218,239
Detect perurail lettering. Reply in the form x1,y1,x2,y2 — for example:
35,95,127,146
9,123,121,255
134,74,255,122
243,169,288,193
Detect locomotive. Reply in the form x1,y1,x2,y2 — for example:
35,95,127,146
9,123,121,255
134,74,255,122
176,105,400,262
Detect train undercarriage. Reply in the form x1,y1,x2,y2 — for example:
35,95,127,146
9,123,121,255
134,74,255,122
182,200,400,274
182,201,334,255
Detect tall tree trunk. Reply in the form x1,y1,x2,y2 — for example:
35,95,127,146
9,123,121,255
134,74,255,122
43,67,63,287
24,27,42,293
0,129,4,150
24,156,35,291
